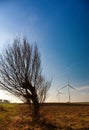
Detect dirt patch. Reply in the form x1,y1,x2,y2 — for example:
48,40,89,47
0,103,89,130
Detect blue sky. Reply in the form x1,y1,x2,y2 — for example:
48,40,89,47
0,0,89,102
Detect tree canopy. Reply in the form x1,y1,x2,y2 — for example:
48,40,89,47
0,38,51,121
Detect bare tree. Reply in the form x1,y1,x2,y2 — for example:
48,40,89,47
0,38,51,122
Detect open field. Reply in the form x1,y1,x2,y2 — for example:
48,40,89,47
0,103,89,130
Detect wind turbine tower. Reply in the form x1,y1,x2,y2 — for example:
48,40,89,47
56,89,62,102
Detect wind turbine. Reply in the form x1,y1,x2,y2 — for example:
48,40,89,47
60,77,75,103
56,89,63,102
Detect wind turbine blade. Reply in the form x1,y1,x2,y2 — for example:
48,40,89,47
56,89,63,96
69,84,75,90
57,89,59,93
60,85,67,90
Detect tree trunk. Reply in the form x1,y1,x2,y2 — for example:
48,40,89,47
32,100,40,122
23,81,40,122
31,88,40,123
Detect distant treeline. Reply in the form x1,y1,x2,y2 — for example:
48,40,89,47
0,99,10,103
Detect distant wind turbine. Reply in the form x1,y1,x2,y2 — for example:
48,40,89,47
60,77,75,103
56,89,63,102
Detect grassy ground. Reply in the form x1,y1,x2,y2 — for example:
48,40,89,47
0,103,89,130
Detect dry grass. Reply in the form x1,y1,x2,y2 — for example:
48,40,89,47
0,103,89,130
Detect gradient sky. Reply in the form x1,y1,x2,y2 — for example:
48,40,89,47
0,0,89,102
